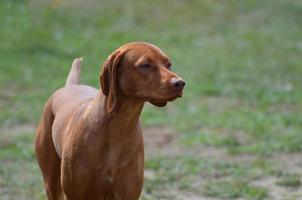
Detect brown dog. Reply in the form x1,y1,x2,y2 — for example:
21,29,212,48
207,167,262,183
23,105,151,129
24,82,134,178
35,42,185,200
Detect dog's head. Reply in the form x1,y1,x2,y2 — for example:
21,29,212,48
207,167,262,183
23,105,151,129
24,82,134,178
100,42,185,112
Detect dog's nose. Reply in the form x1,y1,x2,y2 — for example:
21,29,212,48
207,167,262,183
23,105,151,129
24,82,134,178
171,78,186,89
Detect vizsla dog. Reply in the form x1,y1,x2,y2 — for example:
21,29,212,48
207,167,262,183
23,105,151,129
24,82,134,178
35,42,185,200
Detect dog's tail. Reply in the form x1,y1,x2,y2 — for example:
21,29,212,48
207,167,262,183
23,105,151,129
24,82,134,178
65,57,83,86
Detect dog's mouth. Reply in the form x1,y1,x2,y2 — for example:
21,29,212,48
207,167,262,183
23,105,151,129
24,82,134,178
148,91,183,107
149,100,167,107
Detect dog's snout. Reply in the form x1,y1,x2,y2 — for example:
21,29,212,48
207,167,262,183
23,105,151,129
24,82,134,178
171,78,185,89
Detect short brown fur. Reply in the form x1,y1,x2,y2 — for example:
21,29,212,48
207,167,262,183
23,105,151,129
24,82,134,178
35,42,185,200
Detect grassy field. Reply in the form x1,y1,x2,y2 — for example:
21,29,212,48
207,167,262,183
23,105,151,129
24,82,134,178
0,0,302,199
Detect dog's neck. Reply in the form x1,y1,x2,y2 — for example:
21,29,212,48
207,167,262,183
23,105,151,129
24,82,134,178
109,94,145,117
79,92,145,170
87,92,145,135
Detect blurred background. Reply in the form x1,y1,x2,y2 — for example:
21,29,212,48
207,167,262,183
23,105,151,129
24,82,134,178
0,0,301,199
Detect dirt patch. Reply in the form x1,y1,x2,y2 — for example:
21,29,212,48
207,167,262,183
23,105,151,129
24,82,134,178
268,102,300,113
252,177,302,200
0,124,36,149
273,153,302,174
0,124,36,134
143,126,184,158
143,126,257,162
178,193,221,200
2,124,302,200
143,125,302,200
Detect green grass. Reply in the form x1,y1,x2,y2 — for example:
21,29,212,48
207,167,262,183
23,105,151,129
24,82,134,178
1,0,302,199
276,174,301,187
203,180,268,200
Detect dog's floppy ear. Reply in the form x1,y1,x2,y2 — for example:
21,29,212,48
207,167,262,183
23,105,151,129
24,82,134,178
100,50,125,113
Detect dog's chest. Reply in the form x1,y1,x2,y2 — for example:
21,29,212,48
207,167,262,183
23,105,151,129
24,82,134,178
90,152,143,197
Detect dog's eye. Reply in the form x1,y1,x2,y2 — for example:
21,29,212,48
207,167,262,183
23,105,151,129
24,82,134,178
139,63,151,69
166,62,172,70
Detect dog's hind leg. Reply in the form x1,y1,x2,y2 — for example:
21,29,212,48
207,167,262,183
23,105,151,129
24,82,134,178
35,99,64,200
